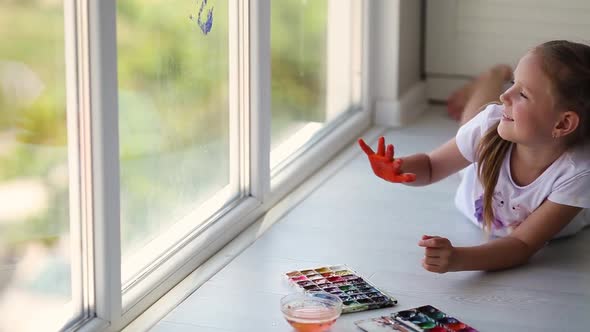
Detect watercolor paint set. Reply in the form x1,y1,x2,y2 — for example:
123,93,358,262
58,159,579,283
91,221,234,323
355,305,479,332
285,265,398,314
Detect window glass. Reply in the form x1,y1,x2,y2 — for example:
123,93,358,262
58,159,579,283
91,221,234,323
270,0,362,169
116,1,232,283
0,1,72,330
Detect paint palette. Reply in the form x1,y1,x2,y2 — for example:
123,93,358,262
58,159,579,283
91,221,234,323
285,265,397,314
393,305,478,331
355,305,479,331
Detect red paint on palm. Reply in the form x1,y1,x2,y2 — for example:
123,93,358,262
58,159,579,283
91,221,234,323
358,136,416,183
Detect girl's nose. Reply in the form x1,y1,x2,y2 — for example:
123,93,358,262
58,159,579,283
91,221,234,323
499,91,510,105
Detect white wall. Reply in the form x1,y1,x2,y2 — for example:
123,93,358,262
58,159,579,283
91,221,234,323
425,0,590,101
371,0,426,127
398,0,423,96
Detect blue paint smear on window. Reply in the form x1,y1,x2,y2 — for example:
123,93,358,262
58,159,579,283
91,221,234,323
190,0,214,35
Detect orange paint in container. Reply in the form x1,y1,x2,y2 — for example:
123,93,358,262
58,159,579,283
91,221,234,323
281,292,342,332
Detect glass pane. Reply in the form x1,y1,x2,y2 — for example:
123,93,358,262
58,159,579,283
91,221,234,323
271,0,362,169
116,1,231,283
0,1,72,331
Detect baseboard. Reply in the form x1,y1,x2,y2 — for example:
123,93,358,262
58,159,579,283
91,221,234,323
374,81,428,127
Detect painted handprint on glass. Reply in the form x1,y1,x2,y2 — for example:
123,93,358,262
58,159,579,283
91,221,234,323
189,0,214,35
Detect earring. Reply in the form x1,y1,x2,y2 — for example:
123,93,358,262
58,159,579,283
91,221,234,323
552,132,558,139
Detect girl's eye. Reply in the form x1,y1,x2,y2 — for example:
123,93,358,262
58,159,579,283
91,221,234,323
508,80,528,99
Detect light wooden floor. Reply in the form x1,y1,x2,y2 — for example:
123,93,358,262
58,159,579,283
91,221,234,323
149,107,590,332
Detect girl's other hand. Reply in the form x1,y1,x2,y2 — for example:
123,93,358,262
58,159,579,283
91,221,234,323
418,235,455,273
358,136,416,183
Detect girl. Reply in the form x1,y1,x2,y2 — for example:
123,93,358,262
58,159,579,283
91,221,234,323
359,40,590,273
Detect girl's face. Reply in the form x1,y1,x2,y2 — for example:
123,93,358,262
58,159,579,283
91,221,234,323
498,52,562,146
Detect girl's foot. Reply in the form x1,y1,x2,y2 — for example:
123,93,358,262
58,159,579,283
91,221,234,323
447,64,513,122
447,80,475,121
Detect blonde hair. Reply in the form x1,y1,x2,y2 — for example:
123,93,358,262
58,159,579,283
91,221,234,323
476,104,511,232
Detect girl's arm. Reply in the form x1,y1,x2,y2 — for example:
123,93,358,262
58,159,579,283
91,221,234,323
402,138,470,186
443,200,582,272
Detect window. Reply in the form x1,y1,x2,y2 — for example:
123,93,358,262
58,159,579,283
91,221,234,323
115,0,241,298
0,1,371,330
270,0,363,173
0,0,76,330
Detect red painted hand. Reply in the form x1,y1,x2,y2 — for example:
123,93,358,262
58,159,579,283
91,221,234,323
358,136,416,183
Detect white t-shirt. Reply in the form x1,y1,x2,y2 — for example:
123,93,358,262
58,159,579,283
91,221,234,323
454,103,590,238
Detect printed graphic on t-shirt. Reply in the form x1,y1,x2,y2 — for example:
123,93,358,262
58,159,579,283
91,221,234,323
473,191,531,232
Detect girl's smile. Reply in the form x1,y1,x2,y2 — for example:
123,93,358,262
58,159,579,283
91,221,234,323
501,113,514,121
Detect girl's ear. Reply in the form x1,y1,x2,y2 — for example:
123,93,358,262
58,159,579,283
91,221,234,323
554,110,580,138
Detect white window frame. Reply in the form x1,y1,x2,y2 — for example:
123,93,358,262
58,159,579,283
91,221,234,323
67,0,374,331
87,0,122,328
62,0,96,330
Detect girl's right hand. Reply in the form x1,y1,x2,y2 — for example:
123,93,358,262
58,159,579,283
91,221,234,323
358,136,416,183
418,235,455,273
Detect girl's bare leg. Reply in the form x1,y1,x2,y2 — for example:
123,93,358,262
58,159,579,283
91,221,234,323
447,81,476,121
460,64,512,125
447,64,513,125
